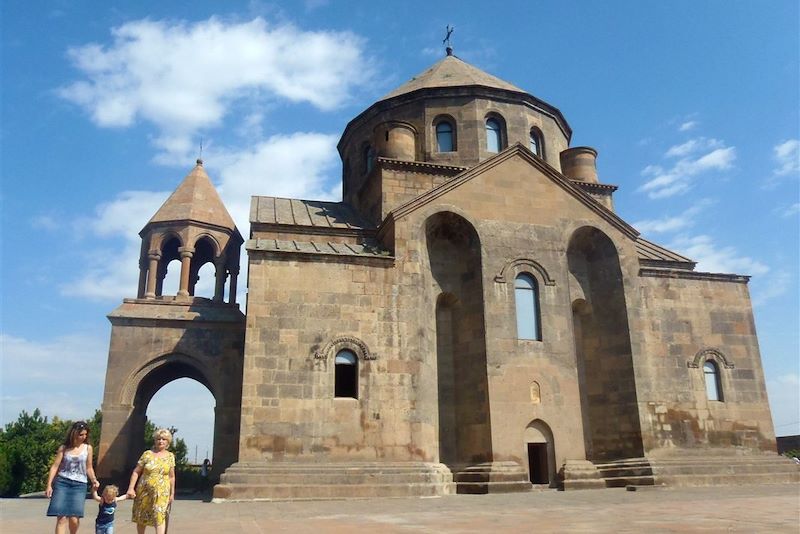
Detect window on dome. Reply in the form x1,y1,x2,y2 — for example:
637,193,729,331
436,121,455,152
530,128,544,158
486,118,502,153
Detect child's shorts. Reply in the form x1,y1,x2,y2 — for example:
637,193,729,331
95,523,114,534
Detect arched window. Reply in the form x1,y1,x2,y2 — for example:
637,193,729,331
515,273,541,341
529,128,543,158
703,360,723,401
363,145,375,174
436,121,455,152
486,118,502,153
335,349,358,398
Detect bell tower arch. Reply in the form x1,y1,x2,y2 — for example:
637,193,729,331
97,160,245,484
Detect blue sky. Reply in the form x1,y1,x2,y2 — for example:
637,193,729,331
2,1,798,459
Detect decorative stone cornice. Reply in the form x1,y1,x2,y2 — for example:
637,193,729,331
688,348,735,369
639,267,750,283
313,335,376,361
495,258,556,286
376,157,467,175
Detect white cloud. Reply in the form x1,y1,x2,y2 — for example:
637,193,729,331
31,214,60,231
678,120,698,132
777,202,800,218
773,139,800,176
669,235,769,276
61,133,339,302
751,270,792,307
633,199,714,235
1,333,107,425
640,144,736,199
664,137,723,158
767,373,800,437
61,191,168,301
58,17,371,161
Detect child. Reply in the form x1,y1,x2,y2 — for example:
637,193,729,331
92,485,127,534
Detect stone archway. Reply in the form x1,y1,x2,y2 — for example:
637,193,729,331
426,212,492,469
568,226,643,461
524,419,556,487
97,299,245,485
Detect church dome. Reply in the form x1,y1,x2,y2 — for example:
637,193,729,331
378,53,527,102
338,51,572,195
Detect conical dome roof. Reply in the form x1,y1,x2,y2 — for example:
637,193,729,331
146,160,237,231
379,53,526,102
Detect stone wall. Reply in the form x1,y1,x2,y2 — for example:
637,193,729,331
633,273,775,454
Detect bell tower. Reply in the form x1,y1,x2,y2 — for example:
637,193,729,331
97,160,246,484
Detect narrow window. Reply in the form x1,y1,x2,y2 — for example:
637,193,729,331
364,145,375,174
515,273,541,340
335,349,358,398
704,361,722,401
436,121,454,152
486,118,502,153
530,128,543,157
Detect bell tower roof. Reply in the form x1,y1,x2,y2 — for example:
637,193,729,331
379,53,526,102
146,159,237,232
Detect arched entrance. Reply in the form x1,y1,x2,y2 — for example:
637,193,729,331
147,378,215,465
524,420,556,487
97,303,245,486
567,226,643,461
128,357,216,472
426,212,492,468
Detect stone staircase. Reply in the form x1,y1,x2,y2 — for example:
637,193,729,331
588,453,800,489
452,462,533,494
213,461,455,501
593,457,656,488
648,453,800,487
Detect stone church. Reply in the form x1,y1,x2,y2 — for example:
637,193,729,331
96,49,796,498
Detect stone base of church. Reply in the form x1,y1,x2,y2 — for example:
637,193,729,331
212,461,455,501
561,460,607,490
646,449,800,487
451,462,533,494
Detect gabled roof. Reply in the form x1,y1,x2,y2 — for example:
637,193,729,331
147,160,237,232
379,54,525,101
384,143,640,240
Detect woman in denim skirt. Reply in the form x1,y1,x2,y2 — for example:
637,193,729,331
46,421,101,534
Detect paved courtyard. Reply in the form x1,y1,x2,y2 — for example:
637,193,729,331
3,483,798,533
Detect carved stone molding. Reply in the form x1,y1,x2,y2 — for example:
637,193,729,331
495,258,555,286
687,348,735,369
313,335,376,361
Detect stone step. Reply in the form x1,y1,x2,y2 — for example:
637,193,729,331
655,471,800,487
603,475,658,488
456,480,533,494
221,471,448,485
651,463,800,476
214,481,450,501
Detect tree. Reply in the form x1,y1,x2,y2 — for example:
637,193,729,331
0,409,64,496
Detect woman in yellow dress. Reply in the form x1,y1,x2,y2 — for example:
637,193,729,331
126,428,176,534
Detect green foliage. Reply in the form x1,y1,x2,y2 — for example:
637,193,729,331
0,409,65,496
782,449,800,459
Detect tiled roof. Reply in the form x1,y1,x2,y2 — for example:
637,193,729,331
250,197,373,230
636,237,695,265
148,161,237,231
247,238,391,258
380,54,525,101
